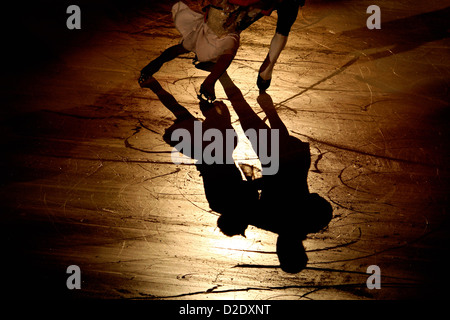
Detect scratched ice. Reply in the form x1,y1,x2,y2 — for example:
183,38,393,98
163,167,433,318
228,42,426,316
1,0,449,300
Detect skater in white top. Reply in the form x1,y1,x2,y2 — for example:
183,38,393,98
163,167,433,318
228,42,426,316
139,1,305,99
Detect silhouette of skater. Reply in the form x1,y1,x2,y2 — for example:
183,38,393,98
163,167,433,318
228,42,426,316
140,76,259,237
141,74,332,273
139,0,305,100
218,73,332,272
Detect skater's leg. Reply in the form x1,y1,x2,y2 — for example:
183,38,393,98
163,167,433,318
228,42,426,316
219,72,274,163
257,0,301,91
139,43,189,86
258,33,288,82
219,72,268,133
199,53,235,102
256,93,289,139
256,92,291,154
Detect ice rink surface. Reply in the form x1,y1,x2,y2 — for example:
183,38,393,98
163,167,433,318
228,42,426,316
1,0,449,300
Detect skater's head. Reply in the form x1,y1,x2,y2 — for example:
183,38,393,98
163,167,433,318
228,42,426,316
217,214,248,237
276,234,308,273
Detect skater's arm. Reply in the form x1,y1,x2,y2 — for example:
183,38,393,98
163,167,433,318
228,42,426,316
200,53,235,101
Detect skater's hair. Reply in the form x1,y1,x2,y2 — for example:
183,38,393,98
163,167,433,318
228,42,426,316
217,214,247,237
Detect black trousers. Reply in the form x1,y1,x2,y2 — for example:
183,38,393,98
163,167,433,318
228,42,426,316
276,0,304,36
